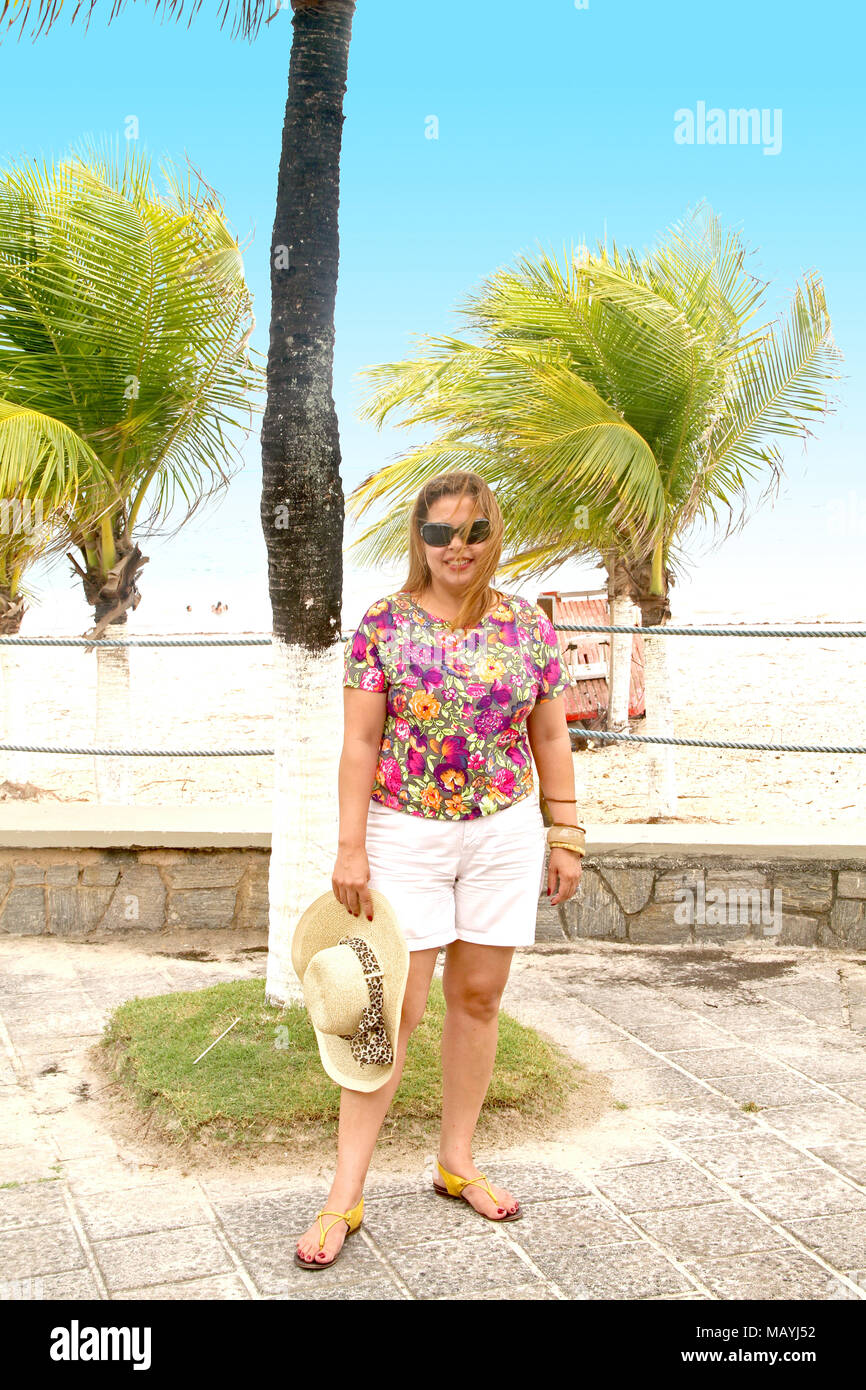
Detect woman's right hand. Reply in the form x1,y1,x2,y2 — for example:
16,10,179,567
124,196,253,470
332,845,375,921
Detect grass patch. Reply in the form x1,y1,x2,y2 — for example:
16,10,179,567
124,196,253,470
97,976,584,1151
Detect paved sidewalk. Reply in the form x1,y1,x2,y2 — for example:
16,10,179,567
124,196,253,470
1,934,865,1301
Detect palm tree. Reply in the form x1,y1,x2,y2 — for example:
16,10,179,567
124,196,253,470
346,206,841,817
0,145,260,800
3,1,356,999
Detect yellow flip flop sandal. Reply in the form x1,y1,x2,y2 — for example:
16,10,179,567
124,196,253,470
433,1161,522,1222
295,1196,364,1270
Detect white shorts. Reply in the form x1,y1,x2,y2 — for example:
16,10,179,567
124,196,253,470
364,793,547,952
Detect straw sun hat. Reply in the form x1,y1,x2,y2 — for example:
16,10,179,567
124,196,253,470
291,889,409,1093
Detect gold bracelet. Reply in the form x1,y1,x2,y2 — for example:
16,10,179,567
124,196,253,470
548,842,585,856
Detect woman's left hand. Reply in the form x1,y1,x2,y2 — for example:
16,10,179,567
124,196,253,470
547,846,583,906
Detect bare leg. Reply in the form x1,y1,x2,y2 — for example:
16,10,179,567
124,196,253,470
296,944,440,1264
437,940,519,1218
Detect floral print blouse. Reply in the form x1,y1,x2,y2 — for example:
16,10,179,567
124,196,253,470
343,590,570,820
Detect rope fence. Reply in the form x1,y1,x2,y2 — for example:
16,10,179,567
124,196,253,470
0,625,863,757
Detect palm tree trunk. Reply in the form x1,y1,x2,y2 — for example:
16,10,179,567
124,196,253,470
605,551,633,731
261,0,356,1009
94,616,131,804
622,549,678,820
75,536,146,805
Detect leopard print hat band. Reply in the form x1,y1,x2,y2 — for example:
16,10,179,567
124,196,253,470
336,936,394,1067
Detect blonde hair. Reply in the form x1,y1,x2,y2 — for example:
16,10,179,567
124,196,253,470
401,471,505,632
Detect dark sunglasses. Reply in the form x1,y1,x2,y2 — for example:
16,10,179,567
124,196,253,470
419,517,491,547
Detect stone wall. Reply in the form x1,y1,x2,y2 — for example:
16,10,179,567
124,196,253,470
0,848,269,938
1,844,864,949
535,854,866,950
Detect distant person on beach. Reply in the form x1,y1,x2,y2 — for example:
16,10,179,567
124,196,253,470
295,469,584,1269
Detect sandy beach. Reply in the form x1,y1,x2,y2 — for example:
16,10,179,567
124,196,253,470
1,614,863,828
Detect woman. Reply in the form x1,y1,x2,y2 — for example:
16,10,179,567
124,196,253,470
295,471,584,1268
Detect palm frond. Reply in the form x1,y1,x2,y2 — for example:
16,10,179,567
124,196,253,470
705,273,841,497
0,0,281,44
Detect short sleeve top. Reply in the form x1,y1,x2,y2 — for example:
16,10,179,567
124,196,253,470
343,590,570,820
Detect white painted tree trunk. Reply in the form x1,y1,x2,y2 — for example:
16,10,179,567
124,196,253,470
265,637,343,1009
607,595,634,731
642,628,678,817
95,644,132,803
0,647,31,785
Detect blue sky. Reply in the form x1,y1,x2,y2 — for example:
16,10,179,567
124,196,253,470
2,0,863,628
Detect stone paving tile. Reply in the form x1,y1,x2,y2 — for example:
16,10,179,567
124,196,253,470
38,1113,120,1161
386,1231,534,1299
807,1142,866,1185
622,1023,732,1050
591,1160,728,1213
0,1221,87,1279
567,1040,673,1072
526,1237,699,1299
244,1230,387,1296
681,1249,863,1301
781,1212,866,1269
628,1201,792,1258
0,1145,63,1185
213,1189,339,1249
757,1043,866,1084
5,1016,103,1043
92,1225,234,1294
675,1134,827,1180
528,1140,675,1175
361,1191,504,1246
0,1269,102,1300
660,1047,764,1078
0,1180,69,1230
12,1037,102,1064
512,1194,643,1251
752,1102,866,1145
732,1169,866,1222
115,1274,253,1299
461,1161,592,1203
266,1277,407,1301
0,989,97,1018
830,1082,866,1106
198,1170,329,1203
74,1182,213,1241
444,1283,554,1300
60,1156,167,1196
608,1069,718,1105
575,1000,695,1032
642,1100,761,1140
676,1008,809,1040
698,1071,839,1108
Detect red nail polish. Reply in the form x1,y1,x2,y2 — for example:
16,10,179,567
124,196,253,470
366,914,373,921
